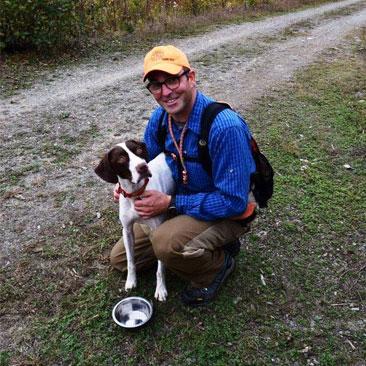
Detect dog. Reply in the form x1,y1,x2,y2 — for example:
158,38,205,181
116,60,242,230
95,140,175,301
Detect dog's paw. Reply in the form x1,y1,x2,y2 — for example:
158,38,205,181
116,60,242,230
125,274,137,291
154,285,168,302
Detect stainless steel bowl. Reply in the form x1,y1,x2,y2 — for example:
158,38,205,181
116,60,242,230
112,296,153,329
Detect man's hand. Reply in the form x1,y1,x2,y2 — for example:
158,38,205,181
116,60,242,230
134,190,171,219
113,183,120,203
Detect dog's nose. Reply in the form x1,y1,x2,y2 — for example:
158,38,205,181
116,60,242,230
136,163,149,175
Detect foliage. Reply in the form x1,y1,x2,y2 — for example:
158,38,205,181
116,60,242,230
0,0,294,52
0,0,82,51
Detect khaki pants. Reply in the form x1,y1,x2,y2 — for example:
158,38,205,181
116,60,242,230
110,215,250,287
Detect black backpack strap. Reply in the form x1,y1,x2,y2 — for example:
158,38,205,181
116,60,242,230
199,102,232,175
199,102,274,209
157,109,167,151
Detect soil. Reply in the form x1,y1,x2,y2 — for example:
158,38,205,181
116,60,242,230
0,0,365,354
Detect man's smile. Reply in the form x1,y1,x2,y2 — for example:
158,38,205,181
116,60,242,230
163,95,180,107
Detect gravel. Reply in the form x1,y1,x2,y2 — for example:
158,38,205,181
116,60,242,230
1,0,366,262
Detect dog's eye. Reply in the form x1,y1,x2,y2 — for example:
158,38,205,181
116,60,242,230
118,155,128,165
136,148,143,156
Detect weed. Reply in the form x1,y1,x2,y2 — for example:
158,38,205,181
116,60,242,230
0,352,10,366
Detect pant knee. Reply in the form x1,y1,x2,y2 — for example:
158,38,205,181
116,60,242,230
151,228,180,264
110,252,120,270
110,240,126,272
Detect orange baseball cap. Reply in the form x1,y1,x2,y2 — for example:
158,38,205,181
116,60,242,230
143,45,190,81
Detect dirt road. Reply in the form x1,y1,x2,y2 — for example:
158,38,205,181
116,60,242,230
1,0,365,263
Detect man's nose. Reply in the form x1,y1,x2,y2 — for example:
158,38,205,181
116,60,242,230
161,83,172,97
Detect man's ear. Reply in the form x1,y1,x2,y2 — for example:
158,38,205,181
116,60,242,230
188,69,196,85
94,153,118,184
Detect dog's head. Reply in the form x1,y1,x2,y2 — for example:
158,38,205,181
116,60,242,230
95,140,151,184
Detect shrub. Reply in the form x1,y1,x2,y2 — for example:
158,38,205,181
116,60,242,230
0,0,82,52
0,0,319,54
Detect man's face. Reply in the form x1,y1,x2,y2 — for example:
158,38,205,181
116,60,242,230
147,69,196,121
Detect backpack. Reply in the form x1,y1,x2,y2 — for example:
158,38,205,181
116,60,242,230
157,102,274,208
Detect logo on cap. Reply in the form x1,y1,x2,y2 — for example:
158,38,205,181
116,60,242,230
150,50,165,63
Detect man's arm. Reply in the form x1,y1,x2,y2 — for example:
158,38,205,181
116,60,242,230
175,120,256,221
137,109,255,221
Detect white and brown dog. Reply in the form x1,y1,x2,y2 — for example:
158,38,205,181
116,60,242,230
95,140,175,301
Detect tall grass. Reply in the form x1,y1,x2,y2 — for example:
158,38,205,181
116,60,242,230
0,0,331,53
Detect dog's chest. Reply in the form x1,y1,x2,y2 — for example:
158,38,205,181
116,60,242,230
118,152,174,229
119,198,139,225
118,195,164,230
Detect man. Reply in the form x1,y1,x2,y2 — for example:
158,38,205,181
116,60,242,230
110,45,256,306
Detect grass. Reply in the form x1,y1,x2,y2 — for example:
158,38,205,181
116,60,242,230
1,27,366,366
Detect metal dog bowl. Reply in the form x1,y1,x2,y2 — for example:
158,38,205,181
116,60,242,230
112,296,153,329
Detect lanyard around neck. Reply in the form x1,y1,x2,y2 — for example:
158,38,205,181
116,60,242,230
168,114,189,184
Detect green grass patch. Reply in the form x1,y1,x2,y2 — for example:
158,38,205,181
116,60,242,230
3,29,366,366
256,53,365,236
0,352,10,366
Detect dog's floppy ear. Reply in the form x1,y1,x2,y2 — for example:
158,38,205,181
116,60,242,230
94,153,118,184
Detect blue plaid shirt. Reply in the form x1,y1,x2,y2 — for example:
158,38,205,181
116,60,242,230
144,91,256,221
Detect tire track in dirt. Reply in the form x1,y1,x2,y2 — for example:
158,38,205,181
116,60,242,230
200,5,366,110
0,0,363,119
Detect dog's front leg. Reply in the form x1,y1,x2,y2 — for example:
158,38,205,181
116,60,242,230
122,227,137,291
154,260,167,301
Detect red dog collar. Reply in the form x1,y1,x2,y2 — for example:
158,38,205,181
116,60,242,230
117,178,149,198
